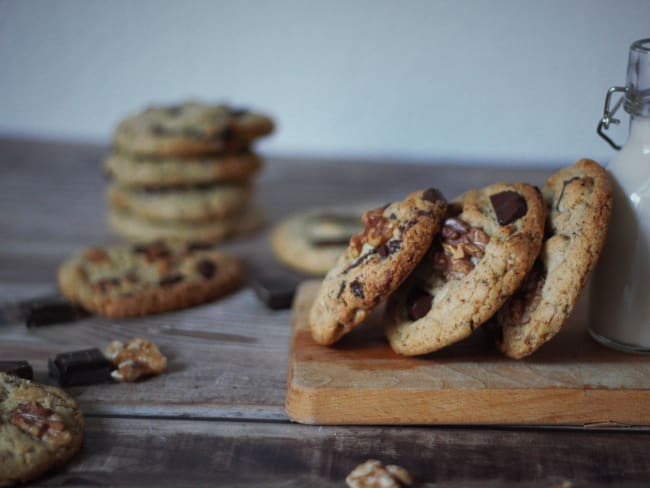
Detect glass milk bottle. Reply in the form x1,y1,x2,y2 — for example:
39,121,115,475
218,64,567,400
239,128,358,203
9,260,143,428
590,38,650,352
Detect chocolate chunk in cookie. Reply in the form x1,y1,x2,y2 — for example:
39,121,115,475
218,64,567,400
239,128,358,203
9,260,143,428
490,190,528,225
309,189,447,346
385,182,546,356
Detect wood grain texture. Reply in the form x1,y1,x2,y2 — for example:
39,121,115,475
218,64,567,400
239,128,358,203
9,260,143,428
287,281,650,425
36,417,650,487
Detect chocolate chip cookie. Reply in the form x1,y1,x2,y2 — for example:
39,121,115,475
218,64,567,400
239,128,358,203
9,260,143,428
385,183,546,356
105,151,262,187
309,189,447,345
271,204,371,275
495,159,613,359
0,373,83,487
107,180,252,222
114,101,274,157
58,240,243,317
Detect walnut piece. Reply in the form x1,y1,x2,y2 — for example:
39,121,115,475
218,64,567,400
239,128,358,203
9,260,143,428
350,206,395,258
10,402,72,446
105,337,167,382
346,459,412,488
432,217,490,280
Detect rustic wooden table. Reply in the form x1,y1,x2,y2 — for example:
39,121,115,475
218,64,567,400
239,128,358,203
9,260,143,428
1,137,649,487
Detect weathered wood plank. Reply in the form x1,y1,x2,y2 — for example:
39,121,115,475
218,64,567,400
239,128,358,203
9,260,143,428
34,417,650,487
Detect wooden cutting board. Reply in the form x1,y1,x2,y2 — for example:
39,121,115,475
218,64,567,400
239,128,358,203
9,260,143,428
285,280,650,426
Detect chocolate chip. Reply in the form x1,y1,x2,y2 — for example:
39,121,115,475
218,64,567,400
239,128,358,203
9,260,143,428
159,274,184,287
48,348,114,386
377,244,389,258
350,280,365,299
230,106,249,117
219,126,234,143
196,259,217,279
22,299,89,327
133,241,171,260
407,290,433,321
490,191,528,225
186,241,214,252
181,127,206,139
337,281,346,298
422,188,445,204
165,105,183,116
377,240,401,258
95,277,120,293
0,361,33,380
446,203,463,218
252,275,298,310
125,271,139,284
150,124,166,136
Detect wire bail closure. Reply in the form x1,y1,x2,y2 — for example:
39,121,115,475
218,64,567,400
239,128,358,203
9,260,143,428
597,86,627,150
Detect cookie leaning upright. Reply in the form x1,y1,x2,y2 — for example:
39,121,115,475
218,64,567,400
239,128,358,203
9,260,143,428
0,373,83,487
495,159,613,359
385,183,546,356
309,189,447,346
58,240,243,317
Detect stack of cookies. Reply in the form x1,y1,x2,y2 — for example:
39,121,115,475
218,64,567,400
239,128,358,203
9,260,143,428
105,101,274,243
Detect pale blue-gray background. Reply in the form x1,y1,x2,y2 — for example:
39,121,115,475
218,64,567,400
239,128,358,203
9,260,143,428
0,0,647,165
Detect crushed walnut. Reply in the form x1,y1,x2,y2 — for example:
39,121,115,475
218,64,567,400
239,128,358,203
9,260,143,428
10,402,72,446
431,217,490,280
105,337,167,382
346,459,412,488
350,206,395,258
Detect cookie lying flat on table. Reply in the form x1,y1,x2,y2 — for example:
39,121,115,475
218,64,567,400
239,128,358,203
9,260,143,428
0,373,83,487
58,240,243,317
309,189,447,346
385,183,546,356
114,101,274,157
105,151,262,187
271,204,369,275
107,181,252,222
495,159,613,359
108,205,264,243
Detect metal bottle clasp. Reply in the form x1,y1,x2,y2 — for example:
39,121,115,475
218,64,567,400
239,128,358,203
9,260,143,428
597,86,627,150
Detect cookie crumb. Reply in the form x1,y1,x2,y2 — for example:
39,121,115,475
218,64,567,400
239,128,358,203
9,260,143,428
346,459,412,488
105,337,167,382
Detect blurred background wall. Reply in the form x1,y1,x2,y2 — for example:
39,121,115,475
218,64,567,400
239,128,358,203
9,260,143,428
0,0,647,165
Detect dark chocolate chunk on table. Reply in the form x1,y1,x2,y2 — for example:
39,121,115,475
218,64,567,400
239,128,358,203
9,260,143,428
49,348,114,386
